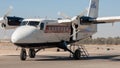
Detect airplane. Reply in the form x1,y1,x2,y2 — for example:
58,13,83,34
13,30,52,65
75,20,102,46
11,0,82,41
1,0,120,61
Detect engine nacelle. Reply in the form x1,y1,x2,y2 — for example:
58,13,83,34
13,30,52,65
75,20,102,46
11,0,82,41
80,16,95,25
0,16,23,29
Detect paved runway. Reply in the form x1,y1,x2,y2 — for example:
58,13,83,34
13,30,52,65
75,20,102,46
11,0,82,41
0,52,120,68
1,44,120,68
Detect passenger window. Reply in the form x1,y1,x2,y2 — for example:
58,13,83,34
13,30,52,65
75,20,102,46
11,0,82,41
40,23,44,30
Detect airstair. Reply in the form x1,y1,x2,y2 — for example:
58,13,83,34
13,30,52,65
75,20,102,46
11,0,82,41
69,43,89,59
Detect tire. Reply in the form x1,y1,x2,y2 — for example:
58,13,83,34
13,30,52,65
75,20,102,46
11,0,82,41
73,49,81,60
20,49,27,61
57,49,60,52
29,49,36,58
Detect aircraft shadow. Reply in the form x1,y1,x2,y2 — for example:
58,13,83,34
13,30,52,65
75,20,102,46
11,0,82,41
6,55,120,61
33,55,120,61
34,55,74,61
87,55,120,61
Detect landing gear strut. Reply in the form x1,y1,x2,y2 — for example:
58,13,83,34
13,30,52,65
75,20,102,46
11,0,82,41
20,48,27,61
59,41,82,60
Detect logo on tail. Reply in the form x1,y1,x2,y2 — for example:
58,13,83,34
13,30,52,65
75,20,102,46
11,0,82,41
91,1,96,8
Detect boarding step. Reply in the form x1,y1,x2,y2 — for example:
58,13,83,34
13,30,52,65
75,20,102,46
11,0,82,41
79,45,89,58
70,43,89,58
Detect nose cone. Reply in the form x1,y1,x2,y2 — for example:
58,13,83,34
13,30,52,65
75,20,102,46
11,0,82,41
11,26,37,44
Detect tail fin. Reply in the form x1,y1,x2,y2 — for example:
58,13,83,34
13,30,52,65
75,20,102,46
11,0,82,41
87,0,99,18
86,0,99,36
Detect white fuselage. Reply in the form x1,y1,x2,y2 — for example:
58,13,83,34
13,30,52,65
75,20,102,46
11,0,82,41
11,19,70,44
11,25,70,44
11,19,96,46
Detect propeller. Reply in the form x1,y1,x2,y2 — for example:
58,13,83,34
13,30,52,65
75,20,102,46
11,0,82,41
79,8,88,17
71,8,88,40
4,6,13,17
58,8,88,41
0,6,13,29
58,12,71,19
58,8,88,21
3,6,13,21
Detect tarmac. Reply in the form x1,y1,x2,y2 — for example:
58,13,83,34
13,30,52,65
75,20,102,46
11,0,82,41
0,43,120,68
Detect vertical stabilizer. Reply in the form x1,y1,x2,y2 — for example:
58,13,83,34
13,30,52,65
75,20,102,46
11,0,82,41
87,0,99,18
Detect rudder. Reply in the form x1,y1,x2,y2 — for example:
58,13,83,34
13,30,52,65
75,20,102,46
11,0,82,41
87,0,99,18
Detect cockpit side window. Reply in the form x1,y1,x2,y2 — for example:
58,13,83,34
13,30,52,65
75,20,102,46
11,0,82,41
40,23,44,30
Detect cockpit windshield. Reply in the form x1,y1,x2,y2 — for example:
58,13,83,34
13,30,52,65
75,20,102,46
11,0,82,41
21,21,28,25
21,21,40,27
28,21,39,26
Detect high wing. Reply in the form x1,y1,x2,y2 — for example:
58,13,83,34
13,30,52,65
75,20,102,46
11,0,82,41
58,16,80,24
58,19,72,24
79,16,120,25
94,16,120,23
58,16,120,25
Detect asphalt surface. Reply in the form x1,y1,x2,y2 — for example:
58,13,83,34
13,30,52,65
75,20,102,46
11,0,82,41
0,52,120,68
1,44,120,68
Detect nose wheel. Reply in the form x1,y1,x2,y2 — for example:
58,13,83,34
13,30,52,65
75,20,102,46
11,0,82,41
29,49,36,58
20,48,27,61
20,48,40,61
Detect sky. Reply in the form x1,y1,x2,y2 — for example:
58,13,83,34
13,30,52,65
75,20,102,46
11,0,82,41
0,0,120,39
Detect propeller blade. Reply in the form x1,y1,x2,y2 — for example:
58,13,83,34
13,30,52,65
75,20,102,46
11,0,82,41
58,12,71,19
4,6,13,17
71,8,88,24
79,8,88,17
71,8,88,40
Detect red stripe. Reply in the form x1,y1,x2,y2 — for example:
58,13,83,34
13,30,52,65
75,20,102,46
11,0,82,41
45,25,71,33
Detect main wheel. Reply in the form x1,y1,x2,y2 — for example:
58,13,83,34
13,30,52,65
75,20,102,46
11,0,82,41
57,49,60,52
73,49,81,60
29,49,36,58
20,49,27,61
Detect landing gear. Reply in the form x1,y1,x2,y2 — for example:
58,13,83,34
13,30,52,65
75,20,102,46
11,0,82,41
68,43,89,60
20,48,41,61
57,48,60,52
73,49,81,60
20,48,27,61
29,49,36,58
59,41,82,60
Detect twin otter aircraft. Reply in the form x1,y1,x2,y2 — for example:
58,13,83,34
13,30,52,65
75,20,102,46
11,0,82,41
1,0,120,61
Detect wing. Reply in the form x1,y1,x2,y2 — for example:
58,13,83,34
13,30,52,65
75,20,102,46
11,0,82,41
58,16,120,24
79,16,120,25
58,16,78,24
58,19,72,23
93,16,120,23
